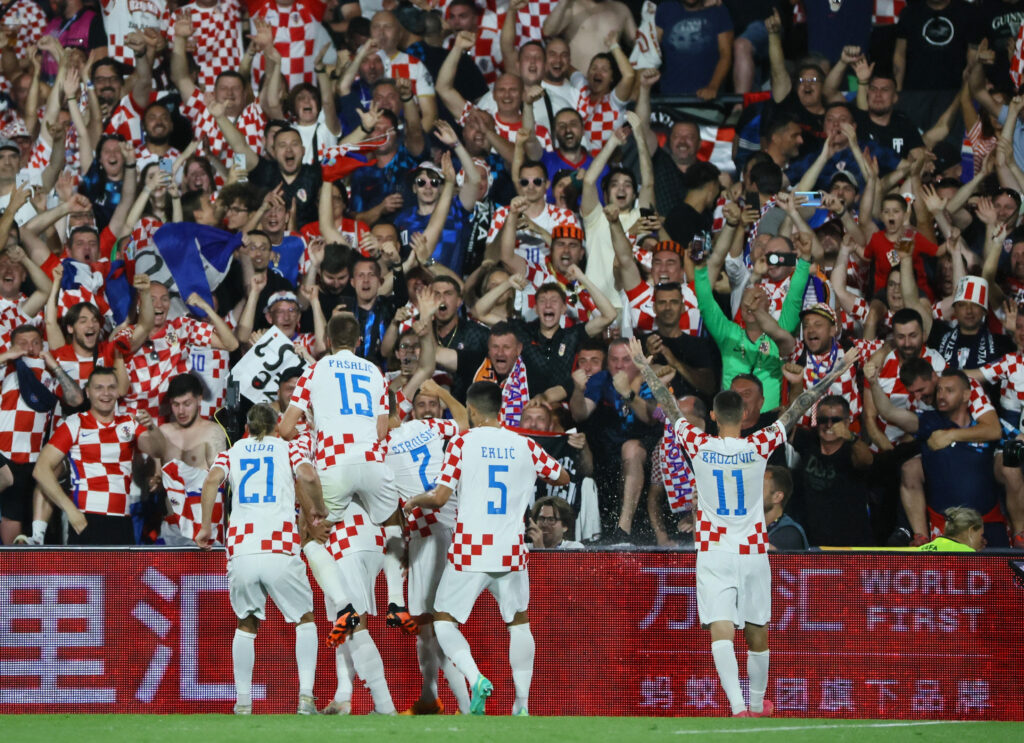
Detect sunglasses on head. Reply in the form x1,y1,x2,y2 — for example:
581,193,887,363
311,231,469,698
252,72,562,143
519,177,545,187
818,416,845,425
415,177,441,187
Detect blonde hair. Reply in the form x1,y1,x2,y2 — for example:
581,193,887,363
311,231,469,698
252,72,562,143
943,506,983,539
246,403,278,440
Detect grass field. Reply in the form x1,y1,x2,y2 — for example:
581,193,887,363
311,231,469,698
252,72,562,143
2,716,1020,742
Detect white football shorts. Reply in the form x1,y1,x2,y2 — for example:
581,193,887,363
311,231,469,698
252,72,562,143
407,526,452,616
227,552,313,623
319,460,400,524
433,563,529,624
696,550,771,628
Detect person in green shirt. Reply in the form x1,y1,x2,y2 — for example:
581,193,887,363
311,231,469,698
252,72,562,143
696,201,813,410
919,506,984,552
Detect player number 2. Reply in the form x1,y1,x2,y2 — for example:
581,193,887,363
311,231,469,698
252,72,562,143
487,464,508,514
239,457,277,504
409,444,432,490
711,468,747,516
336,372,373,416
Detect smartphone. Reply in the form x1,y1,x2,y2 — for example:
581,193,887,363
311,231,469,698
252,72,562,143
744,190,759,209
689,231,711,263
158,157,173,174
794,190,824,207
233,153,248,182
15,171,30,190
766,252,797,267
639,207,655,218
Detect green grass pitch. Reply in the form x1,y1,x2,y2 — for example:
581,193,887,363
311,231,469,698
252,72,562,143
2,716,1020,742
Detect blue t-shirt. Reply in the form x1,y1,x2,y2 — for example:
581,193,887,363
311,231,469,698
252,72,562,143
584,370,656,444
655,3,733,96
393,200,473,276
916,411,997,515
271,235,305,286
347,145,422,214
786,140,900,191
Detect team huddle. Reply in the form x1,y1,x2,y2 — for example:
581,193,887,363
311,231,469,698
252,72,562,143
196,314,847,718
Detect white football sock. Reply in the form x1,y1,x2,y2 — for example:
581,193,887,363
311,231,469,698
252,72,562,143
294,622,317,698
416,624,440,701
441,651,472,714
334,645,355,703
711,640,746,715
348,630,395,714
303,541,361,613
508,623,535,715
383,527,406,607
232,629,256,706
434,620,481,685
31,519,47,544
747,650,770,712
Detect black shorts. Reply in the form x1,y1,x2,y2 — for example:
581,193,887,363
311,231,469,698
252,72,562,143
68,512,135,546
0,461,37,524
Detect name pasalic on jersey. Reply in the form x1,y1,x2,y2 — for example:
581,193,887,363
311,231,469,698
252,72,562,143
481,446,517,460
325,358,373,370
700,450,757,465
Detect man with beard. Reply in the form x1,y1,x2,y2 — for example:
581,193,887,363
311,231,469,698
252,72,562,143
541,109,598,187
855,73,924,162
135,103,180,171
929,276,1014,370
431,275,489,403
347,108,426,226
247,127,322,229
159,373,228,470
641,283,717,402
299,240,354,325
760,112,805,171
541,37,583,116
543,0,637,73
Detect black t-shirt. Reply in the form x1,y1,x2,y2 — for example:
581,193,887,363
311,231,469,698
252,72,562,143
446,318,491,402
664,202,712,248
926,321,1015,370
896,0,982,91
980,0,1024,90
855,109,922,160
513,320,590,398
764,92,825,160
790,427,873,547
213,263,295,329
645,330,718,403
249,160,323,229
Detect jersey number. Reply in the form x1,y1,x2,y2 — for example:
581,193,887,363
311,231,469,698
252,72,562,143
410,444,432,490
336,372,373,417
487,464,508,515
711,468,747,516
238,457,276,504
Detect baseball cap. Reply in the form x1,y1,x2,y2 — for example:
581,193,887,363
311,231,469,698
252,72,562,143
829,170,859,191
0,136,19,154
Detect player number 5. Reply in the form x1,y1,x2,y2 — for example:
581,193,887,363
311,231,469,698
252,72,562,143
487,464,508,515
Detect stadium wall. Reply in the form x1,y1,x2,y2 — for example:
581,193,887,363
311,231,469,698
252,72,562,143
0,549,1020,719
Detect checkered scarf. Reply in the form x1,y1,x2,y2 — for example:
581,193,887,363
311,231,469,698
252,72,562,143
659,421,695,514
473,355,531,427
1011,21,1024,91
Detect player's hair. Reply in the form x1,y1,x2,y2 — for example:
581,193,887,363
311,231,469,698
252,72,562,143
943,506,983,539
86,365,117,388
328,313,360,351
881,192,909,212
246,403,278,440
891,307,923,331
535,282,567,303
321,243,353,275
817,394,850,416
898,357,936,387
731,373,764,397
466,381,502,418
166,373,203,402
765,465,794,509
531,496,576,539
712,390,745,426
940,367,971,391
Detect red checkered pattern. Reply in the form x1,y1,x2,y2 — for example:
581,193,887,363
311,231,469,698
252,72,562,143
872,0,907,25
449,520,501,570
697,125,737,176
183,0,245,95
672,419,711,459
693,510,727,552
965,120,998,178
0,296,38,348
908,377,994,421
260,521,302,555
162,458,224,544
4,0,46,60
875,347,946,444
521,258,595,326
526,436,561,481
325,513,385,559
737,520,768,555
788,338,881,425
437,433,465,490
443,11,503,84
979,352,1024,422
513,1,552,45
51,342,118,428
106,92,168,149
486,202,577,264
180,88,265,164
248,1,322,89
189,346,230,419
625,279,703,337
314,432,385,468
393,387,413,422
0,357,55,464
748,423,786,459
101,0,172,68
380,50,435,99
575,85,626,155
49,411,142,516
457,100,552,151
225,521,255,557
406,505,439,538
135,144,181,173
125,216,162,259
126,316,216,421
658,422,695,513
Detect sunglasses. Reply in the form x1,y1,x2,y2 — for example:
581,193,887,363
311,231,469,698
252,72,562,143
798,76,820,84
519,177,545,187
818,416,845,426
415,177,441,187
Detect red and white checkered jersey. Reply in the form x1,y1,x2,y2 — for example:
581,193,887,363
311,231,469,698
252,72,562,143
212,434,310,558
438,426,562,572
180,88,265,164
514,0,553,46
907,376,994,419
182,0,245,95
0,295,39,347
189,346,230,419
872,0,906,25
789,338,883,425
574,85,627,155
520,257,596,325
625,279,703,337
325,501,385,560
874,348,946,443
105,91,170,149
126,316,216,421
100,0,172,68
162,458,224,544
289,348,389,468
51,342,120,427
2,0,46,61
0,356,55,464
380,50,435,98
384,417,460,533
250,1,334,89
978,352,1024,425
442,11,502,84
457,100,553,152
135,144,181,173
486,202,578,266
672,419,787,554
49,411,144,517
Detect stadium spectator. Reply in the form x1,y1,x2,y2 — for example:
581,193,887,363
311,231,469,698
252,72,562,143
527,495,584,549
763,465,809,551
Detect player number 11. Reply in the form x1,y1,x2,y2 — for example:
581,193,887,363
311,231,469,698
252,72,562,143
711,468,747,516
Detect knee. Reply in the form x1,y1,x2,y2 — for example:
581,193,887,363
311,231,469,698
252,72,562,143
621,440,647,463
508,610,529,628
734,37,754,56
900,456,924,487
297,612,315,625
237,615,260,633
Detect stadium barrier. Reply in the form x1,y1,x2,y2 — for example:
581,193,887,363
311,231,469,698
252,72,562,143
1,549,1020,719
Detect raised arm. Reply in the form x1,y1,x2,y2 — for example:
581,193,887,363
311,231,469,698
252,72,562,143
436,32,473,119
863,358,919,433
581,126,626,217
497,197,529,275
543,0,575,38
605,203,642,291
170,11,197,102
766,9,790,102
776,348,860,433
626,337,685,424
567,264,616,337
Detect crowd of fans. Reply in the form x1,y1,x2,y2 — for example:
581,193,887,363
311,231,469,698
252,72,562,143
0,0,1021,550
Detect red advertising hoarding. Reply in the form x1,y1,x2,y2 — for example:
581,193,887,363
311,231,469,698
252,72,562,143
0,549,1020,718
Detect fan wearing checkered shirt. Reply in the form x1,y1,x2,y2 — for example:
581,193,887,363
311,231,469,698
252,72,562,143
403,380,568,716
442,0,502,85
369,9,438,132
196,403,326,715
34,366,167,545
631,336,857,717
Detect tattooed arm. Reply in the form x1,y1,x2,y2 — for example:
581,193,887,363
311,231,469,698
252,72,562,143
627,337,684,424
776,347,859,434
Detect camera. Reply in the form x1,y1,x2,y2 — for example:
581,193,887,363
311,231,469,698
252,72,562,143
766,252,797,267
1003,438,1024,467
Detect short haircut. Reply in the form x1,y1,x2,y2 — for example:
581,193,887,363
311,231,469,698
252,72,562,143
683,161,720,191
352,254,382,278
10,324,40,345
247,229,272,246
765,465,794,509
578,336,607,356
520,39,545,56
881,193,909,212
750,160,783,195
535,282,567,303
712,389,745,425
761,110,799,141
273,125,300,143
519,159,547,177
531,495,576,538
553,106,583,125
940,367,971,391
898,357,937,387
731,373,764,396
328,313,360,350
817,394,851,416
431,274,461,295
653,281,683,296
165,373,203,401
89,57,123,81
86,365,117,387
180,190,209,222
601,165,637,195
247,403,278,439
278,366,305,385
891,307,924,331
447,0,481,13
488,320,519,341
824,100,855,120
214,70,246,89
321,243,353,274
466,381,502,417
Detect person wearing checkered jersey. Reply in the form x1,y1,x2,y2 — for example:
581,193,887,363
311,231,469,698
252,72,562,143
628,337,857,718
404,381,568,716
197,403,325,715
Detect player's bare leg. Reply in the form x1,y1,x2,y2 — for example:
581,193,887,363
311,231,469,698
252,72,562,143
617,439,648,538
381,508,417,633
295,612,318,714
233,614,259,715
708,620,746,715
347,614,397,714
434,610,491,715
995,451,1024,547
899,456,929,544
743,622,772,716
506,610,534,716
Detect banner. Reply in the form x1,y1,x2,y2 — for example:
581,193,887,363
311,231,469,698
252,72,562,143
0,550,1021,718
227,327,304,404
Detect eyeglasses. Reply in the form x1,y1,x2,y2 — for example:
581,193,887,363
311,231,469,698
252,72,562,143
415,177,441,188
227,205,250,214
397,343,418,351
519,177,545,187
817,416,845,425
536,516,560,524
798,76,820,84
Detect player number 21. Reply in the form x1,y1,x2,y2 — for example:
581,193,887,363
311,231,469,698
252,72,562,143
711,468,747,516
239,457,276,504
487,464,508,514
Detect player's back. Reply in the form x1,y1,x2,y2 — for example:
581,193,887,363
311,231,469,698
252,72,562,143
385,417,459,497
